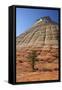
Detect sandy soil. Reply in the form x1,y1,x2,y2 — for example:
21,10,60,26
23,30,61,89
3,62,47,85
16,71,59,82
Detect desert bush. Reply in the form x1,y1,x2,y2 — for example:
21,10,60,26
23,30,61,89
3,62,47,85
27,50,38,71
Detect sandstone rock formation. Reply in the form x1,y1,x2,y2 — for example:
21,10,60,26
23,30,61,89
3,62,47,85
16,16,59,82
16,16,59,49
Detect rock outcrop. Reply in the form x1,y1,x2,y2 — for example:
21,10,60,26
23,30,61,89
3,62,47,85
16,16,59,49
16,16,59,82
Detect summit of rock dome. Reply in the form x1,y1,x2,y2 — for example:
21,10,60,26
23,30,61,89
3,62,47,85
16,16,59,49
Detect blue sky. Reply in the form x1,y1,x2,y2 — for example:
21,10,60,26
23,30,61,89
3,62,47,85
16,8,59,36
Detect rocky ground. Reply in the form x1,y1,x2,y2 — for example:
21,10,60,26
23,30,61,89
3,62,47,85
16,47,59,82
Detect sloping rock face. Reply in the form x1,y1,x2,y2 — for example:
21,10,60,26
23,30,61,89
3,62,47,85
16,16,59,49
16,16,59,82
